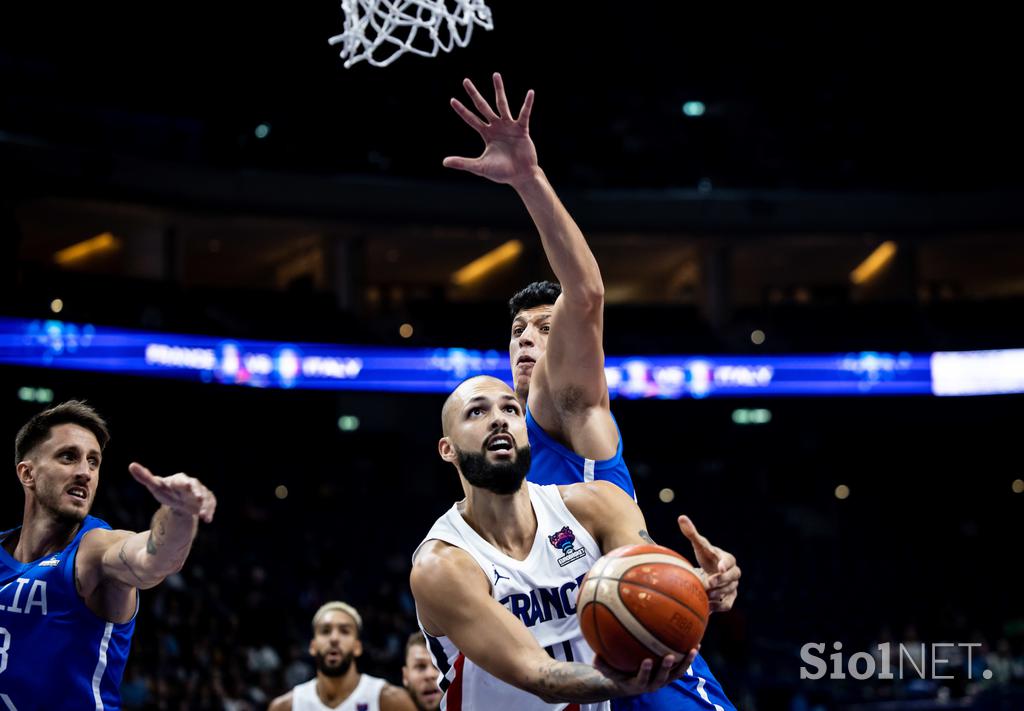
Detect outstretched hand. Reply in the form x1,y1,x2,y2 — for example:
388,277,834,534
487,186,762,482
677,515,740,612
443,72,539,187
129,462,217,524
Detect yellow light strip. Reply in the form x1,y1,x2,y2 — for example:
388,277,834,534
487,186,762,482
452,240,523,286
54,233,119,266
850,241,897,285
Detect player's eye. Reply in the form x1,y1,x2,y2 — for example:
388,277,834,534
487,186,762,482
512,328,523,337
88,457,99,467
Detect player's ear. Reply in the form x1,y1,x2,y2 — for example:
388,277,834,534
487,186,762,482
354,638,363,658
438,437,457,463
308,638,316,657
16,461,34,487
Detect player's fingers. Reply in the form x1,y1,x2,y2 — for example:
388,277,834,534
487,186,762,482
517,89,534,126
463,77,499,120
200,491,217,523
710,592,738,612
450,98,488,134
717,550,737,573
677,515,714,553
442,156,480,172
128,462,160,488
707,564,741,588
650,654,676,687
492,72,512,118
708,579,739,598
632,658,654,688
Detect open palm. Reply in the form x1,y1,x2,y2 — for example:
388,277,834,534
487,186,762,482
443,73,538,187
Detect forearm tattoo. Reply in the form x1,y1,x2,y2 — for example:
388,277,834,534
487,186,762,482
535,661,618,703
118,539,148,584
639,529,656,544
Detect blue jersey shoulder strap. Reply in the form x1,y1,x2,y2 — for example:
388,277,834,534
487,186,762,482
525,405,635,498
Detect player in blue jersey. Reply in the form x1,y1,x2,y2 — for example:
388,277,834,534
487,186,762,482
1,401,216,710
443,74,741,711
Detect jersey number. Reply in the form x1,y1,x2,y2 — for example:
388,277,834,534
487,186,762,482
0,631,9,672
0,627,9,674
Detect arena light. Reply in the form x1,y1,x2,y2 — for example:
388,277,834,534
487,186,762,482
17,387,54,404
338,415,360,432
850,241,897,285
732,408,772,425
50,298,64,314
54,233,119,266
452,240,522,286
931,349,1024,396
682,101,706,117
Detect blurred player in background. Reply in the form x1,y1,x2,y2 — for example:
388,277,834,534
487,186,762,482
269,601,417,711
1,400,217,710
443,73,739,711
402,632,441,711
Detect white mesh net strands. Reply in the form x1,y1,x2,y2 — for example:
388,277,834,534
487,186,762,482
328,0,494,68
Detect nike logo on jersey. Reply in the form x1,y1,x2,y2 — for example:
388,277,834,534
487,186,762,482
39,556,60,568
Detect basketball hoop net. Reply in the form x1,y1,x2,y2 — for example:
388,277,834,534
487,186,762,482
328,0,493,68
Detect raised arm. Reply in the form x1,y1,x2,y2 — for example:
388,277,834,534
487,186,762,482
76,462,216,620
564,481,741,612
444,74,611,438
410,541,688,704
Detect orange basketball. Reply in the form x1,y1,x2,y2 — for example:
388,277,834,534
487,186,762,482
576,543,709,673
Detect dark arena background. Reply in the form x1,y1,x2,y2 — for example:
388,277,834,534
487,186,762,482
2,5,1023,711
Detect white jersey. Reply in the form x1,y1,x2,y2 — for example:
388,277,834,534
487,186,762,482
292,673,387,711
414,482,609,711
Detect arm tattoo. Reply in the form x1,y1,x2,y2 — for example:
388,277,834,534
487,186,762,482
146,532,157,555
118,539,148,584
534,661,617,703
639,529,656,544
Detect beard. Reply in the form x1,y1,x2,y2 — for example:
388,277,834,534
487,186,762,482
457,445,531,495
37,477,89,524
313,649,355,677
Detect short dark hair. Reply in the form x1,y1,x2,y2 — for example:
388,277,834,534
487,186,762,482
508,281,562,319
406,631,427,656
15,400,110,467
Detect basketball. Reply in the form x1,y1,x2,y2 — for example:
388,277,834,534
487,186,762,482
576,544,709,673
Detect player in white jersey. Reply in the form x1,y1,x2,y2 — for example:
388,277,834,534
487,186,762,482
411,376,720,711
268,602,418,711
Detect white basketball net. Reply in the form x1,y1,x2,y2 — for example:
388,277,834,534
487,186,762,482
328,0,494,68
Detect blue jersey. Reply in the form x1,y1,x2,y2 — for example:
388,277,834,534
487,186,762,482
525,406,735,711
525,406,636,498
0,515,136,710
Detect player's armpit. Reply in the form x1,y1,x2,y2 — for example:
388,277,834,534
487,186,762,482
379,684,418,711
